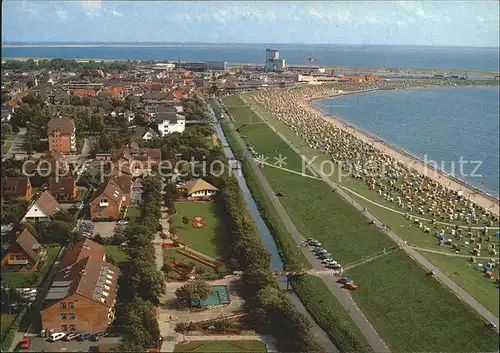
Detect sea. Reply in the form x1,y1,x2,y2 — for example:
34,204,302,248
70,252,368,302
2,43,500,72
313,87,500,197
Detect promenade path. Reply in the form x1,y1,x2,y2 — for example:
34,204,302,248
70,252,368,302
221,110,390,353
240,97,500,331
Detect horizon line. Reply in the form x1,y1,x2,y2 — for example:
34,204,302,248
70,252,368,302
1,41,498,49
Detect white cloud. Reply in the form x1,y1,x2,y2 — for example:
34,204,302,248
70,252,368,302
111,10,123,18
397,1,448,22
172,5,283,24
308,8,354,24
20,0,39,17
56,9,68,21
80,0,102,18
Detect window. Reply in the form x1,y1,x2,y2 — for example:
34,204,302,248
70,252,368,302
9,255,14,260
68,302,74,308
60,313,67,320
60,302,66,309
21,255,27,260
69,313,75,319
15,255,22,260
61,325,68,331
70,325,76,331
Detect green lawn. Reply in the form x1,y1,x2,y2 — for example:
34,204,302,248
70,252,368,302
348,251,499,352
1,246,60,287
174,340,267,352
1,314,16,338
126,204,141,218
416,250,499,316
171,202,226,260
105,245,129,266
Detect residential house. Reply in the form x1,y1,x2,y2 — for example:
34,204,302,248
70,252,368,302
130,178,144,204
40,238,120,333
1,108,11,122
1,228,46,272
49,177,78,201
89,176,131,220
47,117,76,154
73,89,97,97
124,110,135,123
183,179,219,200
22,191,62,222
155,112,186,136
133,126,159,141
1,176,32,201
111,144,162,176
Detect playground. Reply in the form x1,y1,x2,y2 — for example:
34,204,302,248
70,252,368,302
171,202,227,260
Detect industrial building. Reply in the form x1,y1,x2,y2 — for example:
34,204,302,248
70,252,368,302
176,61,228,72
265,49,286,72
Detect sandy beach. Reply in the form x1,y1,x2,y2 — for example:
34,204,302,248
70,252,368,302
299,91,500,217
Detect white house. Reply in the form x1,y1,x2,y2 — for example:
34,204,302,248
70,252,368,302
155,112,186,136
22,191,62,222
124,110,135,123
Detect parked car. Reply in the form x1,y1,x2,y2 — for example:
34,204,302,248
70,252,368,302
312,247,325,253
117,220,128,226
326,263,342,269
321,259,336,264
337,277,353,284
65,332,80,341
48,332,66,342
19,336,30,349
276,192,286,197
91,332,108,341
79,332,93,341
317,253,332,260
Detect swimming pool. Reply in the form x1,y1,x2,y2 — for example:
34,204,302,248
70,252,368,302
191,285,231,307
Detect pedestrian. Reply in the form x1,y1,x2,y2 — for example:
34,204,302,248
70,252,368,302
169,315,172,321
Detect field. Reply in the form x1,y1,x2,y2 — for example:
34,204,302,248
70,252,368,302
1,246,60,287
105,245,129,266
174,340,267,352
223,96,394,264
416,250,499,316
292,276,373,352
235,93,500,316
348,251,499,352
171,202,226,260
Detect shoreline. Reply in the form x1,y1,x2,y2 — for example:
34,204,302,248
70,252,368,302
299,87,500,217
1,56,498,77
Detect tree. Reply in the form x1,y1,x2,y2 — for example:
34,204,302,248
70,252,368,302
175,280,211,304
98,134,112,152
1,201,27,225
182,216,190,228
161,263,172,274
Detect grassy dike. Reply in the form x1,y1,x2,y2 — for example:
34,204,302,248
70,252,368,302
220,95,500,352
216,100,374,352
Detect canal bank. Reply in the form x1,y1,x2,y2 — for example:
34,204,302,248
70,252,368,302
207,101,339,353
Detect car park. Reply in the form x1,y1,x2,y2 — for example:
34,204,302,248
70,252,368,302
65,332,80,341
78,332,93,341
48,332,66,342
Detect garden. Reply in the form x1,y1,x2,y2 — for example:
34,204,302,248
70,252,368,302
171,202,227,260
1,245,61,287
163,248,223,281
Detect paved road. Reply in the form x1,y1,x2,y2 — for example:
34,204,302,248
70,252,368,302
242,98,500,331
221,112,390,353
5,127,26,157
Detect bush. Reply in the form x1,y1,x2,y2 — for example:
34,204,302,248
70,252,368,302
0,308,27,351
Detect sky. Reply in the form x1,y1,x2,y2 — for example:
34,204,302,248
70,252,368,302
1,1,499,47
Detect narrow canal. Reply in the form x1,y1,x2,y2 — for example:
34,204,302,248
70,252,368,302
207,101,339,353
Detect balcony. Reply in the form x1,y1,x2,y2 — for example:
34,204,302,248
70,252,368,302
8,259,29,265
